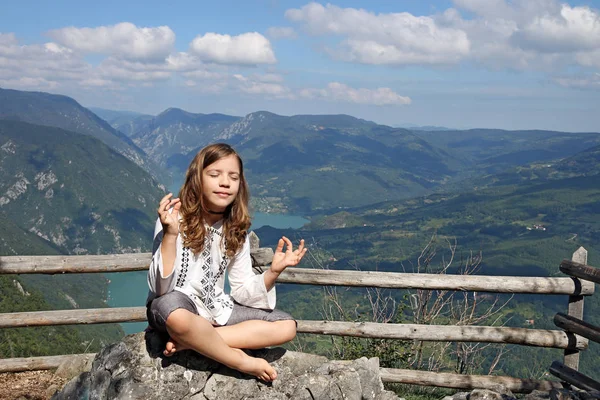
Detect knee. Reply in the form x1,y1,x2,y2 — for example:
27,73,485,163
165,309,193,336
278,320,297,343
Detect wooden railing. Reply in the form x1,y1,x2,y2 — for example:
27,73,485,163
547,249,600,393
0,244,598,393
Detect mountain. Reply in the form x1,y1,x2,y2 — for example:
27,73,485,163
89,107,154,137
0,88,161,179
0,118,165,357
413,128,600,175
0,119,164,255
128,108,240,165
459,143,600,189
166,111,462,213
257,166,600,377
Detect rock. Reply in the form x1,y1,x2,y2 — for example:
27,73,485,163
52,331,399,400
469,388,516,400
251,247,274,268
445,392,470,400
248,231,260,250
551,389,582,400
54,353,94,380
525,390,552,400
46,384,61,399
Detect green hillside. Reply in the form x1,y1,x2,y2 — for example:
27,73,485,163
256,162,600,377
167,112,462,212
0,119,163,254
0,119,166,357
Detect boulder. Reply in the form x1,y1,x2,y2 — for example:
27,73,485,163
52,331,399,400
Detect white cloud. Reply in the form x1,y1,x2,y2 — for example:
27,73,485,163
0,36,90,85
511,4,600,53
266,27,297,40
576,49,600,69
286,1,600,72
0,76,59,90
97,58,172,82
554,73,600,90
286,2,470,65
233,73,293,98
47,22,175,61
300,82,411,106
189,32,276,65
0,33,18,46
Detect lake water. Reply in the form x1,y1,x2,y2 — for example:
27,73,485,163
106,212,309,334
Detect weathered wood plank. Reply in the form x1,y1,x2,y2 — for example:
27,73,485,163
555,313,600,344
0,254,152,274
1,254,595,296
560,261,600,285
0,309,587,350
380,368,562,393
549,361,600,392
0,354,96,373
274,269,595,295
296,321,587,349
563,247,588,370
0,307,147,328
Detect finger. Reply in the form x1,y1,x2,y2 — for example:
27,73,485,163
275,238,284,254
282,236,293,252
298,248,308,261
159,193,173,206
297,239,305,253
172,199,182,211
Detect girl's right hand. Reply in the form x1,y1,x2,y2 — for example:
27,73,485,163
158,193,181,237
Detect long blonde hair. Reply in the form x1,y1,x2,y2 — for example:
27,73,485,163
179,143,250,257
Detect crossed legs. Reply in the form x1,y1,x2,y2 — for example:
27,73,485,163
163,309,296,381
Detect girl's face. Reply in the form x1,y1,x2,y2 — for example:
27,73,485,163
201,154,241,212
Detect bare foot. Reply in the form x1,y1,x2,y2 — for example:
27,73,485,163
233,349,277,382
163,338,190,357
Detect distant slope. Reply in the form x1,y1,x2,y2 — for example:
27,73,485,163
413,129,600,175
462,143,600,189
0,88,163,180
130,108,240,165
89,107,154,137
0,119,164,254
169,111,462,213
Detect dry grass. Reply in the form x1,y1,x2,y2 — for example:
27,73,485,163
0,371,67,400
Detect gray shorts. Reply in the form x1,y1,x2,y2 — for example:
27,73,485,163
146,290,295,333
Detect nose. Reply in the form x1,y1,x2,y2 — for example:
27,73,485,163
219,175,230,187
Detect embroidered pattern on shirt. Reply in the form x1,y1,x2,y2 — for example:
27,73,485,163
175,247,190,288
196,229,230,311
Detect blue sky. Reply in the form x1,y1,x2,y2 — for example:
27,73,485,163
1,0,600,131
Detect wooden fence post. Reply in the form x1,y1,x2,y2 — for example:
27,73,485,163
563,246,587,370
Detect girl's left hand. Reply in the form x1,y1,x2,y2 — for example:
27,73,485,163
271,237,307,274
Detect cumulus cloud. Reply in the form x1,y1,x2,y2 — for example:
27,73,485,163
511,4,600,53
446,0,600,67
0,35,90,87
285,1,600,71
300,82,411,106
266,26,298,40
286,2,470,65
233,73,293,98
47,22,175,61
189,32,276,65
97,58,172,82
554,73,600,90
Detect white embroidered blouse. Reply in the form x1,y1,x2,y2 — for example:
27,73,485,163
146,218,276,326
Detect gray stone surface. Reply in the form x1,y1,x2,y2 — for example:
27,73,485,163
52,331,399,400
54,354,95,380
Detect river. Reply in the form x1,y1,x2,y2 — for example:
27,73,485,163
106,212,309,334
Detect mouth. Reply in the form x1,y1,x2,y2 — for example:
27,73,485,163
214,192,231,198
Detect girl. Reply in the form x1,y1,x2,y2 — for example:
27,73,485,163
146,143,306,382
